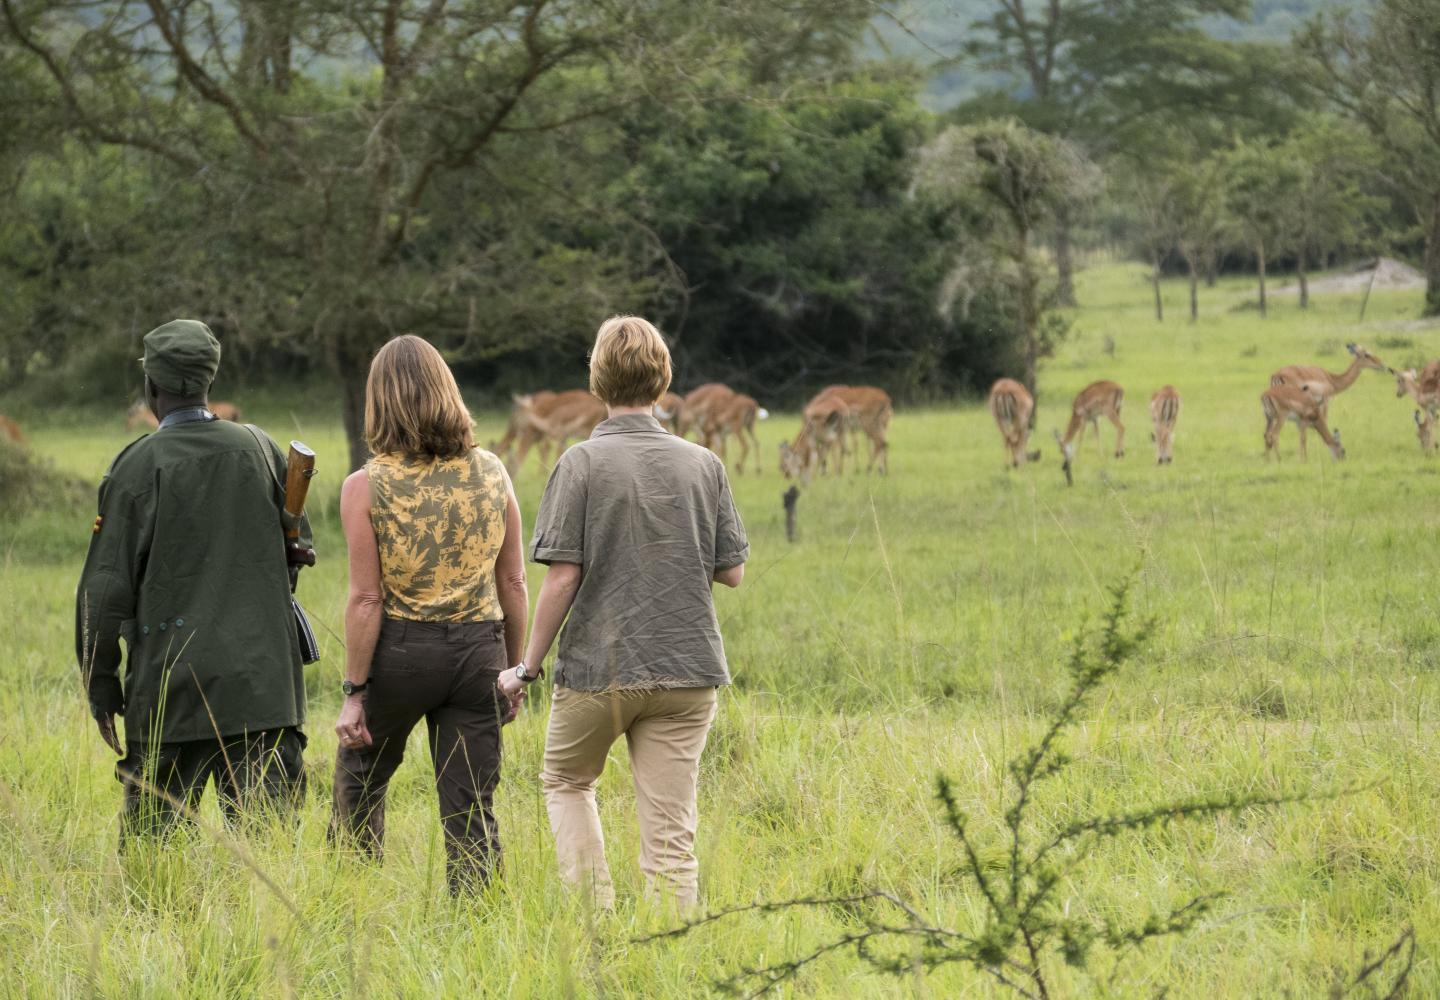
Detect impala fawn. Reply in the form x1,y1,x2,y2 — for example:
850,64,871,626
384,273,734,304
1391,366,1440,452
779,393,849,483
1149,385,1180,465
1054,381,1124,483
987,378,1039,468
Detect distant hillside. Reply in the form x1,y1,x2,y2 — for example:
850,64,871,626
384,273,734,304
872,0,1350,108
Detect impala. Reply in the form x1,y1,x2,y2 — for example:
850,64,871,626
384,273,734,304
1391,366,1440,452
1262,385,1344,461
779,393,850,483
0,413,24,447
125,400,159,431
1055,380,1125,469
210,401,243,422
1270,342,1385,402
1270,342,1384,453
493,389,557,466
987,378,1039,468
508,389,605,469
1149,385,1180,465
701,392,767,473
812,385,892,475
498,390,589,468
677,383,737,441
654,391,685,434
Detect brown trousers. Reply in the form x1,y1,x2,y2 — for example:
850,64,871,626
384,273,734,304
330,619,507,892
541,685,718,909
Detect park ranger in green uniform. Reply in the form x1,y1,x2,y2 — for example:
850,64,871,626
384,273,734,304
76,319,314,837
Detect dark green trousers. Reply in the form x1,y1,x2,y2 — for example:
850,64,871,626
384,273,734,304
116,727,306,842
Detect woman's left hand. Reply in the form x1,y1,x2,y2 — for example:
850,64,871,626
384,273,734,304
335,696,373,749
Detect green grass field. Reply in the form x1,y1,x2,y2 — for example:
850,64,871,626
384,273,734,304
2,262,1437,997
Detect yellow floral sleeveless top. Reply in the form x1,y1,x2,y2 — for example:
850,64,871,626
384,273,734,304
366,448,508,622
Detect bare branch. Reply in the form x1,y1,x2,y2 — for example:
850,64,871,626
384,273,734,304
142,0,269,153
0,0,203,172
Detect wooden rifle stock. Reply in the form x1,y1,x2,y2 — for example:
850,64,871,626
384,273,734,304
284,442,318,568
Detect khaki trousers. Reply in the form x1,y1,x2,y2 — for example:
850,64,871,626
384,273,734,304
541,685,718,909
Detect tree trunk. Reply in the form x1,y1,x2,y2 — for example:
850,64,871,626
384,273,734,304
340,363,369,473
1297,248,1309,310
1151,249,1164,322
1188,260,1199,323
1257,241,1267,318
1018,229,1039,405
1425,193,1440,318
1054,203,1077,307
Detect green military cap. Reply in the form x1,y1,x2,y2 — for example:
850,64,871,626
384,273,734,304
141,320,221,396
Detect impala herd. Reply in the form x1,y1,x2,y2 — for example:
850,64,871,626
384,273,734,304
979,341,1440,481
0,343,1430,484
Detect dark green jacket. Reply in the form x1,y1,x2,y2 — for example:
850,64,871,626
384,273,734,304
76,419,312,743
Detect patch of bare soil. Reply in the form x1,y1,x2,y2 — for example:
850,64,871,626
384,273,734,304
1273,257,1425,296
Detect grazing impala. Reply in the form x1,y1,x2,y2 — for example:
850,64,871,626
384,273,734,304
654,391,685,434
1262,385,1344,461
1055,380,1125,469
1149,385,1180,465
812,385,892,474
779,393,850,483
677,383,737,441
1392,366,1440,452
701,392,767,472
987,378,1038,468
210,401,243,422
0,413,24,446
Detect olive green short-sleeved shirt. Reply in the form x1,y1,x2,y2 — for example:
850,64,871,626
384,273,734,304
530,412,749,691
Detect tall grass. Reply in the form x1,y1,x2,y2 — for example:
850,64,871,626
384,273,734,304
1,264,1437,996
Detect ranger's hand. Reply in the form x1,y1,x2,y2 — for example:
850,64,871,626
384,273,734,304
94,713,122,756
286,543,317,568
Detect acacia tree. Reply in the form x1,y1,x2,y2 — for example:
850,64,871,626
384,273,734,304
1,0,866,468
1298,0,1440,316
1278,120,1383,309
1223,139,1301,318
957,0,1270,306
917,120,1099,398
1119,163,1181,322
1170,156,1229,322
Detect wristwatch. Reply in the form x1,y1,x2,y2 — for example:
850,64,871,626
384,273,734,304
514,661,544,684
341,679,369,697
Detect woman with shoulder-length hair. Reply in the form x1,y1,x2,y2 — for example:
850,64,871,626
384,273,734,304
498,316,748,911
330,334,527,893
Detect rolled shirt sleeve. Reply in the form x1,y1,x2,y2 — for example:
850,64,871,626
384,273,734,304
713,460,749,570
530,451,588,566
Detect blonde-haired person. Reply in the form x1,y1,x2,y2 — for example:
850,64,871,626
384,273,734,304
331,334,528,893
498,316,748,910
